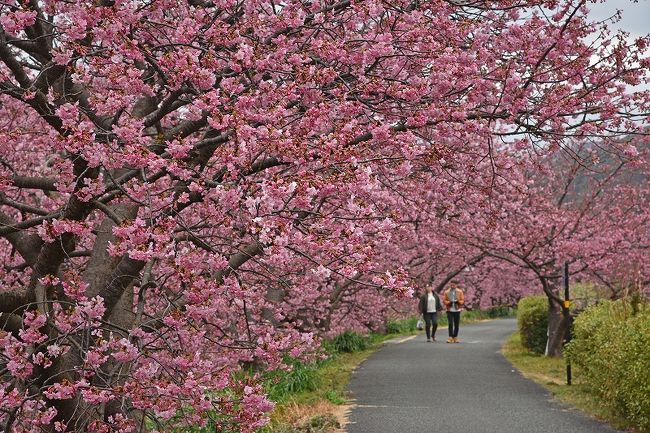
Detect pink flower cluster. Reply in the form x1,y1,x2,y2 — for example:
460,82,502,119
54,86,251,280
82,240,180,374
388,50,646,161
0,0,648,431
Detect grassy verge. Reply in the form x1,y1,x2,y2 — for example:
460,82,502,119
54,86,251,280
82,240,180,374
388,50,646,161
263,309,515,433
502,332,636,432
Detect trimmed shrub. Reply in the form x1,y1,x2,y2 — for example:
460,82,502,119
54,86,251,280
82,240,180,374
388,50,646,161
566,301,650,432
517,296,548,354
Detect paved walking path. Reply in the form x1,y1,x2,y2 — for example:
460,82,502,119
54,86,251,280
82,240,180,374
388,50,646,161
346,318,620,433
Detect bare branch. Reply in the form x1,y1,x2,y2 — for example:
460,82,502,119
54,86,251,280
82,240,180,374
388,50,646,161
10,176,57,191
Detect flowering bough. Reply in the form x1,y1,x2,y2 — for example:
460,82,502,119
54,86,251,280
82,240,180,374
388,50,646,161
0,0,648,431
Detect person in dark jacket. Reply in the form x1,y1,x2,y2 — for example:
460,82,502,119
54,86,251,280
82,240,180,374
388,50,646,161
418,286,443,342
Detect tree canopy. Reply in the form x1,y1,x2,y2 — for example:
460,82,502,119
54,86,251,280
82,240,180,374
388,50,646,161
0,0,648,431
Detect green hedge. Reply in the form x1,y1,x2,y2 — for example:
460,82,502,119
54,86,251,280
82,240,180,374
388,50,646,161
517,296,548,354
566,301,650,432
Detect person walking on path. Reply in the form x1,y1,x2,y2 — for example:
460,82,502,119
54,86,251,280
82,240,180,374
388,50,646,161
443,281,465,343
418,286,443,342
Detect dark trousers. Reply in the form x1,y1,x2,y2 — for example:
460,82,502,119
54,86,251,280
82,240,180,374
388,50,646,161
447,311,461,337
423,312,438,339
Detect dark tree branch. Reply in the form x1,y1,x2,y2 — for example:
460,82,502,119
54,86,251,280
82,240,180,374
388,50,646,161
434,253,486,293
11,176,58,191
0,210,43,264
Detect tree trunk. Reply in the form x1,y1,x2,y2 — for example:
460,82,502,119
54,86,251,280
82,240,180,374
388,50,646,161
545,297,569,357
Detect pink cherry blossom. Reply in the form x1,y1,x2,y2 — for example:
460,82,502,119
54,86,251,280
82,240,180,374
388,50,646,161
0,0,648,431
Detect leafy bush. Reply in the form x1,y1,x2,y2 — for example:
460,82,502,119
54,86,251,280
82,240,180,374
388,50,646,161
517,296,548,354
566,300,650,432
326,331,371,354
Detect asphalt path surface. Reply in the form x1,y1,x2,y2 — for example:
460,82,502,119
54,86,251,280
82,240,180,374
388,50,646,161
346,318,620,433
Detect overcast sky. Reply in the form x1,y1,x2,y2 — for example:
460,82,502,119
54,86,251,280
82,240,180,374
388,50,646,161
588,0,650,37
586,1,650,92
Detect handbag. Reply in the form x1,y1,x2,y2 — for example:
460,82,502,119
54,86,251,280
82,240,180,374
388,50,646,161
416,318,424,330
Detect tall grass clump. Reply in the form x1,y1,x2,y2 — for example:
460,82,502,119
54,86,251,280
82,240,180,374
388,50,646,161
264,359,320,403
325,331,371,354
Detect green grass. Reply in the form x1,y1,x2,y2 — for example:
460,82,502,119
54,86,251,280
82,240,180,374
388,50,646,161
502,332,637,432
323,331,372,354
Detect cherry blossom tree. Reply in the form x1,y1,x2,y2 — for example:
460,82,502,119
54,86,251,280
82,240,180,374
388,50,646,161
0,0,648,431
440,139,650,355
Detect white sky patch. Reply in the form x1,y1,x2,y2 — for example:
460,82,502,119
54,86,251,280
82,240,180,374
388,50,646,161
587,0,650,93
587,0,650,38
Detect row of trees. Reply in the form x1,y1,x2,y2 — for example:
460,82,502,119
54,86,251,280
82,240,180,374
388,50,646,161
0,0,648,431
